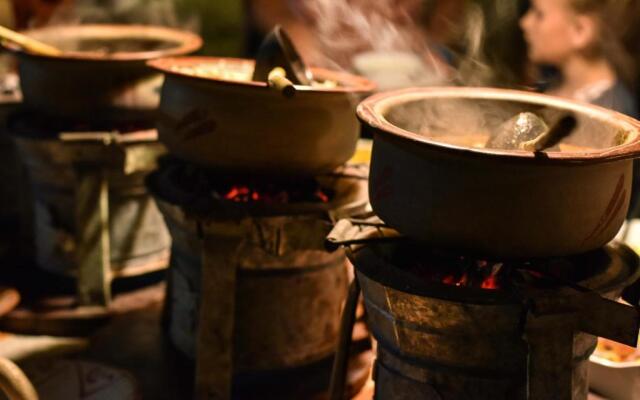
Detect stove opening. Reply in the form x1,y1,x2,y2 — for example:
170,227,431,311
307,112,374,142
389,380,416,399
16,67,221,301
219,183,331,204
152,158,338,209
393,244,612,292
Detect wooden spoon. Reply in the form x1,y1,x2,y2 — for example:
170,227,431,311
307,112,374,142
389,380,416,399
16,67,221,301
0,25,62,57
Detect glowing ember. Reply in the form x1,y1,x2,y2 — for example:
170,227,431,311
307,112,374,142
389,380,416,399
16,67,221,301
480,275,499,290
404,256,506,291
395,243,597,292
221,184,332,204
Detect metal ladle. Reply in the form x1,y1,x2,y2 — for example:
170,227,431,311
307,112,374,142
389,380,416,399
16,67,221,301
252,25,313,97
519,114,577,152
0,25,61,57
487,112,577,152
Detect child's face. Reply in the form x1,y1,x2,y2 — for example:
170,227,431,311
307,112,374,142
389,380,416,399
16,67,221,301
520,0,591,65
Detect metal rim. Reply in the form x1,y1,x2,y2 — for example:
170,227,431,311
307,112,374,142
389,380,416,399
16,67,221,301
9,24,202,62
357,86,640,165
147,56,376,94
349,239,637,305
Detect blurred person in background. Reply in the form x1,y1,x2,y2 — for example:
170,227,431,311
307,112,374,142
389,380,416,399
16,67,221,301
520,0,640,218
281,0,529,89
427,0,530,88
520,0,640,117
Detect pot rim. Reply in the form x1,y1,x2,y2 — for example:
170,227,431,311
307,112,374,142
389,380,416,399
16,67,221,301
147,56,376,94
357,86,640,164
7,24,202,62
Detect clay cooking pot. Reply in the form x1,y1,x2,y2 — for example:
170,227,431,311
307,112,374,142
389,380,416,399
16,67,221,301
357,87,640,258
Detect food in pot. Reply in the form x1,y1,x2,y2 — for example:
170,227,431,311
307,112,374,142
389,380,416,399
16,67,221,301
423,133,594,152
170,62,253,82
71,38,176,54
486,112,549,150
169,61,337,87
595,338,640,363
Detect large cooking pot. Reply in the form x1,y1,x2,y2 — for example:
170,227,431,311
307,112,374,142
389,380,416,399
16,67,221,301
6,25,202,116
147,57,375,176
357,87,640,258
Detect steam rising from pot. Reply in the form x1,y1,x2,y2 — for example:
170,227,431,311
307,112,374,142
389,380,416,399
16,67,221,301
382,95,633,151
44,0,198,31
291,0,448,90
292,0,529,90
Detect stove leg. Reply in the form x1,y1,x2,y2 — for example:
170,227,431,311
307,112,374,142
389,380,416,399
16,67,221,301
329,276,361,400
194,229,242,400
75,168,111,308
524,312,575,400
161,253,174,332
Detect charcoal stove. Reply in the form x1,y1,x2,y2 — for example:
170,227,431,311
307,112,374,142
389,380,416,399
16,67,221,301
0,109,171,335
326,216,640,400
148,159,373,399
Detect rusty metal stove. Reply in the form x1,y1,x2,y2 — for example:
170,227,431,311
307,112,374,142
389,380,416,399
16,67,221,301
6,109,170,310
149,159,372,399
326,216,640,400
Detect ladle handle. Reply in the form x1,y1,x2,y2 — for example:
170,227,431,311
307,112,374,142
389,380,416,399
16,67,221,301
268,67,296,98
0,25,61,57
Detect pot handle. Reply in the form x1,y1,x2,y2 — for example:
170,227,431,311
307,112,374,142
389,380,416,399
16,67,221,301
325,216,403,252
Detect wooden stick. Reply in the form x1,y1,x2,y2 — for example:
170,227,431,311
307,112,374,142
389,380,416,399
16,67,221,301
0,25,62,56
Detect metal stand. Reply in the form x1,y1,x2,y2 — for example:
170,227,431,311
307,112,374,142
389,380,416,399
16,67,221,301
522,286,640,400
329,277,361,400
194,222,244,400
61,132,165,308
75,167,111,307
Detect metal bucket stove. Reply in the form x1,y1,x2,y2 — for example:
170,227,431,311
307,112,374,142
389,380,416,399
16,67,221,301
1,110,171,335
327,217,640,400
149,159,372,399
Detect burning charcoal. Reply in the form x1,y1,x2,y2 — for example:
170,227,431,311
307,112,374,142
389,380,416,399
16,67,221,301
216,181,331,204
486,112,549,150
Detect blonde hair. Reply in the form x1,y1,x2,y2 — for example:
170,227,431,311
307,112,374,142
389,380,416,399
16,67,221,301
569,0,640,87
